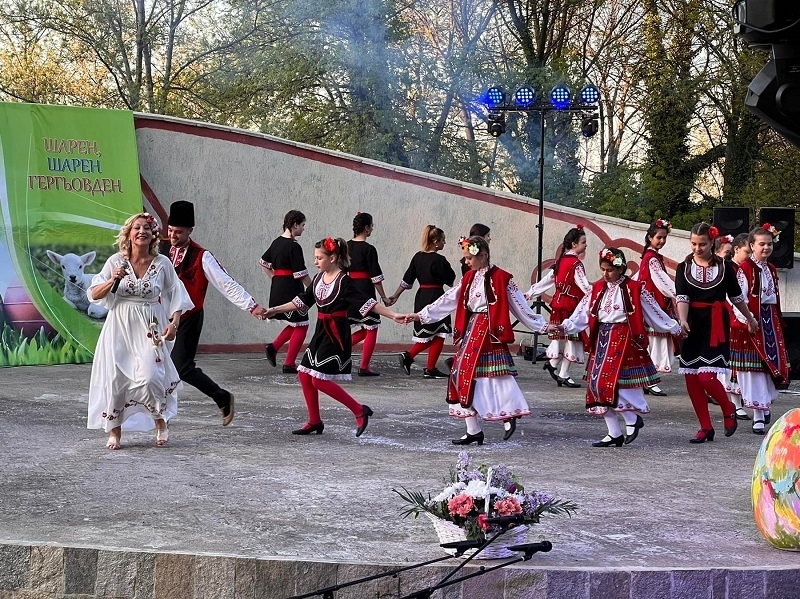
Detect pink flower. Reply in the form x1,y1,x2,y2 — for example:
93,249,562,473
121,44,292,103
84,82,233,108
478,514,490,531
494,496,523,517
447,494,475,518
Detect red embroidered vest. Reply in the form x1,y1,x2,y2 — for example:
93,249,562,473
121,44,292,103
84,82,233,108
587,277,647,349
453,266,515,344
637,249,668,310
160,239,207,315
727,261,747,330
738,258,782,317
551,254,585,312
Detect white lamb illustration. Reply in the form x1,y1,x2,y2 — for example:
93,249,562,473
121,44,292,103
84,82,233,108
46,250,108,319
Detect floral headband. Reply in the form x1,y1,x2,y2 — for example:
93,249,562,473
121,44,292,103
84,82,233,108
459,237,480,256
142,212,159,233
654,218,671,231
599,248,624,267
761,222,780,242
720,234,734,244
323,237,338,253
707,225,719,240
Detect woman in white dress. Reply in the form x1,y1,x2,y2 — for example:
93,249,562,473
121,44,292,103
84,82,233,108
87,212,194,450
407,236,548,444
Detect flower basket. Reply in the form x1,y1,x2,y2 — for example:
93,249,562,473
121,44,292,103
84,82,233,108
395,452,577,561
425,513,528,559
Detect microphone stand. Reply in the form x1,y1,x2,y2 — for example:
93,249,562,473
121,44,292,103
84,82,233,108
400,541,552,599
286,544,475,599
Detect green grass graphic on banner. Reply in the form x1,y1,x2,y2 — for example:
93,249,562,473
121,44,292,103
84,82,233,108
0,103,142,365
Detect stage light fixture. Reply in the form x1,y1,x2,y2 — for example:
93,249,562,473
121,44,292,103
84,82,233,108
513,85,536,108
485,86,506,109
550,85,571,110
487,111,506,137
579,84,601,105
581,116,599,138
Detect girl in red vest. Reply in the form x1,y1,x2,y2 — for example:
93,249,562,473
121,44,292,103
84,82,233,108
631,219,678,397
719,233,751,420
261,210,312,374
390,225,456,379
407,236,547,444
264,238,404,437
676,222,759,444
346,212,389,376
730,224,790,434
553,248,680,447
524,225,590,388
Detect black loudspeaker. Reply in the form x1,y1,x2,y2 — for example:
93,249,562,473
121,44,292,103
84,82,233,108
759,207,796,269
713,207,751,237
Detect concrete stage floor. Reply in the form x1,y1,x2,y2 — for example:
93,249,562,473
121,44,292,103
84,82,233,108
0,351,798,583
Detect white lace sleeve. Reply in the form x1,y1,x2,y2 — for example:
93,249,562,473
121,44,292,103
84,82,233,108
560,294,590,335
641,290,680,334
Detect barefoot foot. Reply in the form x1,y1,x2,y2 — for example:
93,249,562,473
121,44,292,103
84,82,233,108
106,426,121,450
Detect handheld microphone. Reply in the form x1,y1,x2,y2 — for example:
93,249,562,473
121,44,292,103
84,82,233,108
110,262,127,294
483,514,526,526
507,541,553,554
439,539,484,551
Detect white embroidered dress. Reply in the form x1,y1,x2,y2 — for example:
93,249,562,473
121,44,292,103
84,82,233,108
420,267,548,421
87,253,194,432
631,254,677,372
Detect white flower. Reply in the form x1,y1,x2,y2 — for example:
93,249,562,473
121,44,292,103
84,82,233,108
468,244,479,256
432,482,466,502
464,480,503,498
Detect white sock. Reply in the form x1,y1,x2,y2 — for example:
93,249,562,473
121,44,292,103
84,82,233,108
648,384,662,392
603,412,622,438
558,360,571,379
753,409,765,426
549,357,559,369
465,416,482,435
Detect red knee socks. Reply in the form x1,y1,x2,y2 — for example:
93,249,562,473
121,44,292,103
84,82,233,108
271,325,294,351
408,341,427,359
285,325,308,367
698,372,735,423
359,329,378,370
312,377,362,418
426,337,445,370
685,374,713,430
298,371,321,425
351,328,368,346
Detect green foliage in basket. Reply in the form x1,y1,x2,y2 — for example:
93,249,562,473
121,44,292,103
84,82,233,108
394,451,577,540
0,324,94,366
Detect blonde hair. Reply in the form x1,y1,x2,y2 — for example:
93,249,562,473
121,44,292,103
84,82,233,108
421,225,445,251
116,212,161,259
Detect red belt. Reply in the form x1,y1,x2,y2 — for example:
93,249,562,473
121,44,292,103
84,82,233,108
349,271,371,280
317,311,349,350
420,284,443,289
690,301,726,347
273,269,294,276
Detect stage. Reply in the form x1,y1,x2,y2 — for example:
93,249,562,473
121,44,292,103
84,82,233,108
0,352,798,598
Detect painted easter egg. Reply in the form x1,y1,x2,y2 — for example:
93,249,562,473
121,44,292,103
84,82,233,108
752,408,800,550
3,280,56,338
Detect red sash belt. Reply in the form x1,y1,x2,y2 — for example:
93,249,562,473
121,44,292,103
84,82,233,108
690,300,726,347
420,284,443,289
273,269,294,276
349,271,371,279
317,310,349,350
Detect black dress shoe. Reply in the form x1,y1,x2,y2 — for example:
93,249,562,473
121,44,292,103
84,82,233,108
764,411,771,425
735,409,751,421
644,385,667,397
444,357,454,372
624,414,644,445
356,405,373,437
358,368,381,377
423,368,449,379
265,343,277,367
592,435,624,447
689,429,715,443
724,413,738,437
452,431,484,446
557,377,581,388
292,422,324,435
542,362,559,382
398,351,413,375
502,418,517,441
752,419,766,435
282,364,298,374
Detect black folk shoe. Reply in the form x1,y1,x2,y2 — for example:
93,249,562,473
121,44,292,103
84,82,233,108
592,435,624,447
451,431,484,446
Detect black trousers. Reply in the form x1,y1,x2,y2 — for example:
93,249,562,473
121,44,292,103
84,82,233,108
171,309,230,409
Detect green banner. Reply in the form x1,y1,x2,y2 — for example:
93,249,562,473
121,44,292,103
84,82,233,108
0,103,142,366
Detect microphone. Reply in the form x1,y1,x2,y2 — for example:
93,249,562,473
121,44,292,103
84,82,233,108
110,262,127,294
439,539,483,551
507,541,553,555
483,514,526,526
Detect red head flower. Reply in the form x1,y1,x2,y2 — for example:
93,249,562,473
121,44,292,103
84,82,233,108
323,237,337,252
707,225,719,240
761,222,780,241
576,224,584,231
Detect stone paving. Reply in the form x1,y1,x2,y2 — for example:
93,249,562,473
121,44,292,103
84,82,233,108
1,351,799,597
